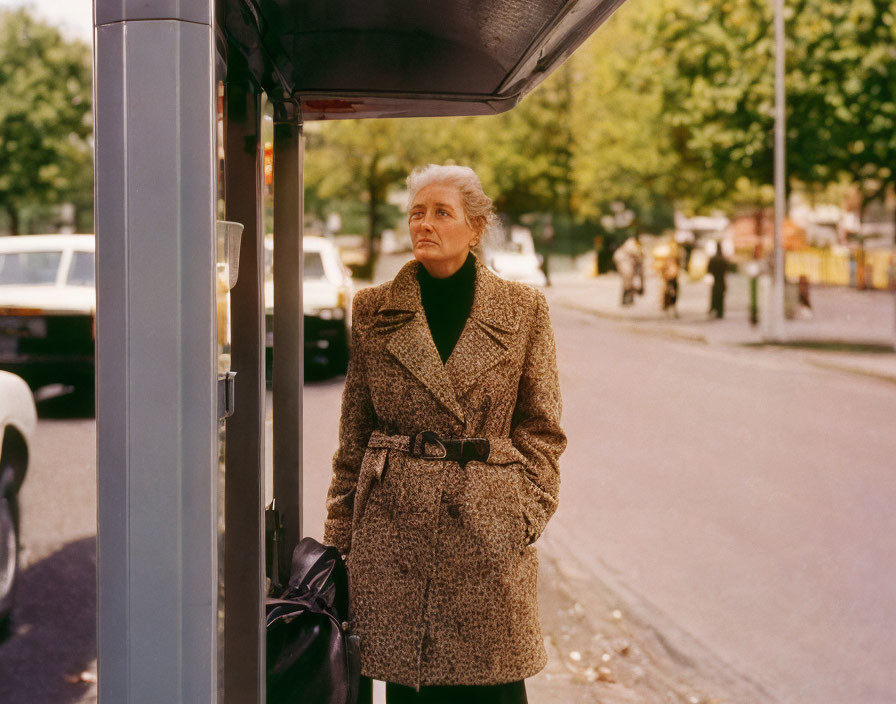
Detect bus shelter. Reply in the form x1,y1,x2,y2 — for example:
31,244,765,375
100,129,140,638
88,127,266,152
92,1,625,700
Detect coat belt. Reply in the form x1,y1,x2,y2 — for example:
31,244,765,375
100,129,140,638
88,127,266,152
367,430,490,463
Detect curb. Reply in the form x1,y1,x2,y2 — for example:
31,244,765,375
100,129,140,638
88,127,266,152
801,356,896,386
552,298,896,385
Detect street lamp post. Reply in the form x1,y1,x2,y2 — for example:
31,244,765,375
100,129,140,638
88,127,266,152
768,0,787,341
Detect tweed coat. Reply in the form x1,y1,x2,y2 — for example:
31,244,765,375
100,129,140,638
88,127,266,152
323,257,566,690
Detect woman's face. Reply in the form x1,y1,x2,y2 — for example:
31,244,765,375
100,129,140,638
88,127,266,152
408,183,478,278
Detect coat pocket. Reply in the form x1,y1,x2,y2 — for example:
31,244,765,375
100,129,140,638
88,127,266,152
352,447,389,529
465,464,529,558
506,468,531,553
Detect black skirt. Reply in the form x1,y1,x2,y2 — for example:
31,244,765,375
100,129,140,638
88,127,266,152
357,676,528,704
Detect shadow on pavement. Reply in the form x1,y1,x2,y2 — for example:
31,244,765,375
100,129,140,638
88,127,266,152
0,536,96,703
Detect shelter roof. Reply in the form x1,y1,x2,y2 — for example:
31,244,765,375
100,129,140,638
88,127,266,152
218,0,627,119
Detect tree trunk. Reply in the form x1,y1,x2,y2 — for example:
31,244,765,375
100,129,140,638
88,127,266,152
5,203,20,235
754,207,764,260
364,155,380,280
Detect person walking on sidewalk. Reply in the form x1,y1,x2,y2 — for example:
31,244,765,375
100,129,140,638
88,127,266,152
707,243,729,318
324,164,567,704
613,235,643,306
655,240,680,316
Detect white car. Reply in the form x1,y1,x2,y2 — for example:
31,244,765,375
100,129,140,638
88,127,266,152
485,226,547,287
0,371,36,627
0,234,95,398
265,235,354,375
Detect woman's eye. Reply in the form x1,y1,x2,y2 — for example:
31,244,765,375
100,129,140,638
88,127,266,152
410,212,422,220
437,209,448,216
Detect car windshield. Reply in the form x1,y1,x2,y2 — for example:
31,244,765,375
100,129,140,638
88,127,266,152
67,251,95,286
304,251,325,280
0,251,63,285
263,247,328,281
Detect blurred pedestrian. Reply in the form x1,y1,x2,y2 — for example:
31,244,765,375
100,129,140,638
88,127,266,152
656,241,680,316
633,238,645,298
797,275,814,320
325,163,566,704
707,244,729,318
541,218,554,286
613,236,642,306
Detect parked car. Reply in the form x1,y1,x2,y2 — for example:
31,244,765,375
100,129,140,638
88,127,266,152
0,371,36,627
485,226,547,287
265,235,354,376
332,234,370,279
0,235,95,399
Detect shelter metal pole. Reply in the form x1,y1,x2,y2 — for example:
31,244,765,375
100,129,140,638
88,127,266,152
94,6,218,702
272,103,303,584
223,80,265,704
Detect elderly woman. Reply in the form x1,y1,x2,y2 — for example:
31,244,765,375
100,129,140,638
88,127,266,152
324,164,566,704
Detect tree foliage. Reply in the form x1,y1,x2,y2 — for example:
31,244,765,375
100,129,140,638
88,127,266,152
651,0,896,216
570,0,677,225
651,0,777,210
0,9,92,234
788,0,896,212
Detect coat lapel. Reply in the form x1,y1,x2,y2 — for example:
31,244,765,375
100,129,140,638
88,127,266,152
445,260,519,398
378,261,466,423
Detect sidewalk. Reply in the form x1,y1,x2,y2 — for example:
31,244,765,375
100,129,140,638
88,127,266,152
545,271,896,384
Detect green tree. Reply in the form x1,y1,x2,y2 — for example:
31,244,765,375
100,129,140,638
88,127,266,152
303,115,485,250
652,0,896,225
651,0,777,210
788,0,896,223
304,119,408,273
570,0,677,228
0,9,92,234
482,62,577,221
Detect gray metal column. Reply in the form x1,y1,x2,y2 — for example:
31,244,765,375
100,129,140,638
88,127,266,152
272,103,303,584
223,78,265,703
94,2,218,702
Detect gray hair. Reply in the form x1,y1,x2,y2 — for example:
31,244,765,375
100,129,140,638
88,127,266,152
406,164,499,241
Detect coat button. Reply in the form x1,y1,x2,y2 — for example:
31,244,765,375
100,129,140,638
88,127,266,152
446,504,461,520
421,634,433,661
398,560,410,576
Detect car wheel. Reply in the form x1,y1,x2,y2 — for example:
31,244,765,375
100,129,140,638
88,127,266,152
74,373,96,418
328,325,350,375
0,493,18,626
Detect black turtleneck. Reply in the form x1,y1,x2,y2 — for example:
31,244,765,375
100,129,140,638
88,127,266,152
417,253,476,364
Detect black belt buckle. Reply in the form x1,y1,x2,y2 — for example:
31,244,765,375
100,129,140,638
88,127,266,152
409,432,489,463
409,431,447,459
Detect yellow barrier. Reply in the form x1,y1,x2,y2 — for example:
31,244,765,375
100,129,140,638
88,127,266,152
785,248,895,289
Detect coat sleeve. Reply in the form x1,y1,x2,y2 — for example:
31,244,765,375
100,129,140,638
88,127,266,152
323,291,377,555
488,290,566,545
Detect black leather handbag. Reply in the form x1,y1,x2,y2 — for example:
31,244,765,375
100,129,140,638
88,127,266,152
266,526,360,704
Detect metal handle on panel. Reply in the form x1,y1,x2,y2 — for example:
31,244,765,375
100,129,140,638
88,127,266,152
217,371,237,419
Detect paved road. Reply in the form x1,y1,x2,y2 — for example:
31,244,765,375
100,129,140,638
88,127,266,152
2,301,894,703
546,306,896,703
0,398,97,703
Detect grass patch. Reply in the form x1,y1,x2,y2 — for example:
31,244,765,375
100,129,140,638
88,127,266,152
742,340,895,354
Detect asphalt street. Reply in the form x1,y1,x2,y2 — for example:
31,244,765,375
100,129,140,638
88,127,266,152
1,299,894,703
